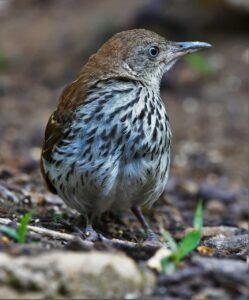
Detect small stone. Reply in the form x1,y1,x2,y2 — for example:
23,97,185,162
208,149,224,164
206,200,225,215
203,234,249,253
239,221,249,230
1,236,9,244
30,147,41,161
179,180,198,195
193,287,232,300
147,248,173,272
184,226,239,238
118,229,123,237
201,226,239,237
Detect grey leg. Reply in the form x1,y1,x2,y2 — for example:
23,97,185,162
71,215,99,241
131,206,158,241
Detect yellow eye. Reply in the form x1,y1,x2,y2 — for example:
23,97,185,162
148,46,159,57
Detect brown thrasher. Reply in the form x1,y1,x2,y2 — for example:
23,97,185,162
41,29,211,241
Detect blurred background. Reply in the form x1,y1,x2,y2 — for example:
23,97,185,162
0,0,248,197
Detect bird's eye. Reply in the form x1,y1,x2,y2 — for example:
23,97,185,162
148,46,159,58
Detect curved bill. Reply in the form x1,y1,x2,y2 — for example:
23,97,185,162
175,41,212,54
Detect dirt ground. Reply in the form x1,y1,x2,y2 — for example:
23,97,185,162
0,1,248,299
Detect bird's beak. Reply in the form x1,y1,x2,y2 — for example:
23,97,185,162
174,41,212,55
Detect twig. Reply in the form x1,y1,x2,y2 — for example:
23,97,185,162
100,235,163,253
0,217,75,241
0,218,164,253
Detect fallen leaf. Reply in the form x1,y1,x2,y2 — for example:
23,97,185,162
197,245,214,256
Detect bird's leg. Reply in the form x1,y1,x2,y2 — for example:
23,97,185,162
82,214,100,242
131,206,158,242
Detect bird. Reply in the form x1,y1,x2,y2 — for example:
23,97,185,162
40,29,211,242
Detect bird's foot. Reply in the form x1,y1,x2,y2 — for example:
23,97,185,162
131,206,162,245
83,224,100,242
147,228,159,242
67,223,100,242
143,229,164,247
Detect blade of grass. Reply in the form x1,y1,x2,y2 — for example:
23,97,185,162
160,228,178,252
177,230,201,261
161,256,176,274
193,201,203,230
176,202,203,261
18,212,31,244
160,202,204,273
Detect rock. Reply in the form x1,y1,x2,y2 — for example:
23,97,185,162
193,287,233,300
0,251,155,299
182,226,240,239
203,233,249,253
200,226,242,237
157,256,248,299
192,256,249,285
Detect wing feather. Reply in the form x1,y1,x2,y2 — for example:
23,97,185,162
40,79,85,193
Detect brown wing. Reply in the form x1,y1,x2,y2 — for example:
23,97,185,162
40,111,66,193
40,80,85,194
40,158,57,194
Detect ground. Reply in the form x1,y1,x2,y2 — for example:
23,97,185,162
0,1,248,299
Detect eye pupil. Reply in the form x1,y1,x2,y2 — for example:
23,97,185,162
149,46,159,57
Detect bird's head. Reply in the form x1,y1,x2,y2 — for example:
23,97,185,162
86,29,212,88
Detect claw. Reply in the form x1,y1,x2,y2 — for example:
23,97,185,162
84,224,99,242
147,228,159,242
131,206,159,242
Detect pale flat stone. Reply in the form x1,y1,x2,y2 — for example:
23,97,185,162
0,251,155,299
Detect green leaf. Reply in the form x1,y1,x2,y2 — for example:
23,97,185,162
177,230,201,261
159,202,204,274
184,53,213,76
0,225,19,241
18,212,31,244
161,229,178,252
160,256,177,274
193,201,203,230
